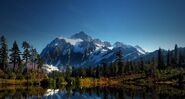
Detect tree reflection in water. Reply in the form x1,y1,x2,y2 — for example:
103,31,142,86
0,84,185,99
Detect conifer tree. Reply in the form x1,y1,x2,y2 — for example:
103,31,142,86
0,36,8,70
30,48,38,70
112,62,118,75
109,62,114,76
129,61,134,72
96,65,101,78
65,64,72,78
158,48,164,69
115,50,124,74
151,57,156,76
101,62,108,76
10,41,21,71
139,58,144,71
124,61,130,73
167,50,172,66
37,54,44,70
22,41,31,68
174,44,179,65
179,50,184,66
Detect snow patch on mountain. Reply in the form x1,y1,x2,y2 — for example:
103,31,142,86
95,43,104,50
55,43,58,46
108,46,113,50
135,45,147,54
58,36,83,45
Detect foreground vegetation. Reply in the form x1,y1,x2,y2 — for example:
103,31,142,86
79,67,185,87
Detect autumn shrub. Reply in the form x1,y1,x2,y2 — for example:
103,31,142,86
9,72,16,79
0,69,5,78
56,77,66,84
16,73,24,80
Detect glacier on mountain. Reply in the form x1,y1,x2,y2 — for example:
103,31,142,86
41,32,147,68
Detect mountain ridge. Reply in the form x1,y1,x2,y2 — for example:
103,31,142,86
40,32,148,68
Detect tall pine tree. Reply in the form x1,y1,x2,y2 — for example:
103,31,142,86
0,36,8,70
37,54,44,70
151,57,156,76
158,48,164,69
22,41,31,69
10,41,21,71
179,50,184,66
174,44,179,65
139,58,144,72
30,48,38,70
115,50,124,74
167,50,172,67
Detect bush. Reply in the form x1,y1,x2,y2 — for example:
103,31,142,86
56,77,66,84
3,74,9,79
9,72,16,79
75,77,80,86
65,77,76,85
0,69,5,78
16,73,24,80
33,80,40,86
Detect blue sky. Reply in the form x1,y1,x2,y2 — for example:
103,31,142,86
0,0,185,53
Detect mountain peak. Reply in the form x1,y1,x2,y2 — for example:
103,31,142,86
113,42,128,48
70,31,92,41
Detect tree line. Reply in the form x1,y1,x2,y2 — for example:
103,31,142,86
72,44,185,78
0,35,44,73
158,44,185,69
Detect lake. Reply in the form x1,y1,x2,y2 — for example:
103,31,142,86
0,84,185,99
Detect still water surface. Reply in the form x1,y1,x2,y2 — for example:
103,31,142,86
1,85,185,99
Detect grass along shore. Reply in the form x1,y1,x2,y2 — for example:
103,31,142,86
0,68,184,87
80,68,185,87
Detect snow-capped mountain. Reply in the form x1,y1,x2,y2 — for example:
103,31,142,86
41,31,147,68
71,31,93,41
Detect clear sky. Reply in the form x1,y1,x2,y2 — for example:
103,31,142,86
0,0,185,53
